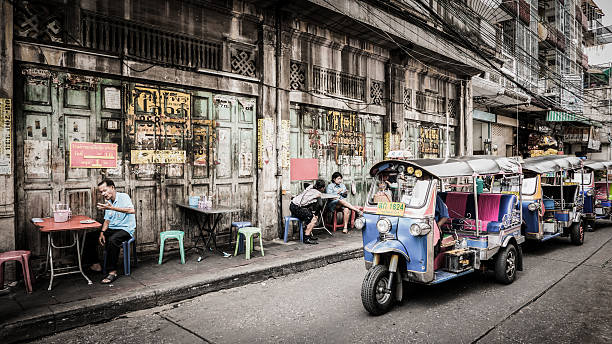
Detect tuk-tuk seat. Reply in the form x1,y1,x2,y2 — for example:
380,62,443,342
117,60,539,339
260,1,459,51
462,194,517,233
438,192,470,220
542,184,578,209
594,182,609,200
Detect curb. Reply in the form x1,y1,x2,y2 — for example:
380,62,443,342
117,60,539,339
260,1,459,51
1,247,363,343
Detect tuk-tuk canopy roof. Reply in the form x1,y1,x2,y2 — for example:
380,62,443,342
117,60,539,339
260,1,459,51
583,159,612,171
369,156,522,178
522,156,583,174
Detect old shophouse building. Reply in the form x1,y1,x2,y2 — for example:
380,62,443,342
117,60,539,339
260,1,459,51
0,0,486,263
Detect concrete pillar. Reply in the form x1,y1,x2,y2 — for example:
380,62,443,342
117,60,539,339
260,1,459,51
464,79,474,155
0,0,16,277
257,20,280,240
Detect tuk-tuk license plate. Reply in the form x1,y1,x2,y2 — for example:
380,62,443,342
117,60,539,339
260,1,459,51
376,202,405,216
596,208,604,215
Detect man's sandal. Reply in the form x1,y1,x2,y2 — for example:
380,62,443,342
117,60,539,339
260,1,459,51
101,273,118,284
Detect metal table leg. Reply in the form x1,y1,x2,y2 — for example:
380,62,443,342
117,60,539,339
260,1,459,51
75,231,92,285
47,233,54,291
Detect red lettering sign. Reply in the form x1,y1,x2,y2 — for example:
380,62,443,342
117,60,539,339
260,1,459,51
70,142,118,168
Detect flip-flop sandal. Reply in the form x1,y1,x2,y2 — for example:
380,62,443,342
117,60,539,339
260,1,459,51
342,228,348,234
101,273,118,284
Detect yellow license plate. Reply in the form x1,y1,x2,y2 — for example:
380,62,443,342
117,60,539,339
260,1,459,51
376,202,405,216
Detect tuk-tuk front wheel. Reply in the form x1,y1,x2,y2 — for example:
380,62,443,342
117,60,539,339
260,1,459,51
495,244,517,284
570,221,584,245
361,265,395,315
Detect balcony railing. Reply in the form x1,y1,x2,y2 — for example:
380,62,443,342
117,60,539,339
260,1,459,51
312,66,365,101
81,12,222,71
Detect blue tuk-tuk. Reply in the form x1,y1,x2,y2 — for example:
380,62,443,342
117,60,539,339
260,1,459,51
521,156,585,245
582,160,612,229
356,156,525,315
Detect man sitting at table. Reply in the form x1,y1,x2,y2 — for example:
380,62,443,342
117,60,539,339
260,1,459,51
86,179,136,284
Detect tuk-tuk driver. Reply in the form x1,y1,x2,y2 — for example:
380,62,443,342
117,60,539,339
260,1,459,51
434,194,449,256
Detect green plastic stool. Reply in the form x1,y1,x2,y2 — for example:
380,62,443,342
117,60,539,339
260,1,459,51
233,227,264,260
158,230,185,264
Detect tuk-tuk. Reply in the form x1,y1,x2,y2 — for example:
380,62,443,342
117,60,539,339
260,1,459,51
521,156,585,245
582,160,612,228
356,156,525,315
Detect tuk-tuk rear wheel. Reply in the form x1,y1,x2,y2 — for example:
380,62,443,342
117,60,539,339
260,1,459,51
570,221,584,245
361,265,395,316
495,244,517,284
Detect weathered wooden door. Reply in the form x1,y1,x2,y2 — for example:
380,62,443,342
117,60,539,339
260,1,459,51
289,105,384,206
16,67,108,257
212,95,256,242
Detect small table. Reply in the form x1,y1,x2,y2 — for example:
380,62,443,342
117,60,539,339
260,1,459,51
315,193,340,236
176,204,241,256
32,215,102,290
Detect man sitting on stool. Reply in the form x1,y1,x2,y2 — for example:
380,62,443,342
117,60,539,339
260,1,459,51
92,179,136,284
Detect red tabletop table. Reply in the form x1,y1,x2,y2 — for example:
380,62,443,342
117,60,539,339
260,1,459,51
32,215,102,290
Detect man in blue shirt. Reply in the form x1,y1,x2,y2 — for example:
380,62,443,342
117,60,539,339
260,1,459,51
94,179,136,284
435,194,449,228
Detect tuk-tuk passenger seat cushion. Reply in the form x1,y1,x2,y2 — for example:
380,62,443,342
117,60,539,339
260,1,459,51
595,183,608,200
464,194,516,233
438,192,469,219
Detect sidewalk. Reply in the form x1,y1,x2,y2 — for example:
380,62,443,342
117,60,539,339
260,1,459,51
0,231,364,343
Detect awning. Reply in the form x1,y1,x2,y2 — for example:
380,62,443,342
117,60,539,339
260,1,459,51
546,111,603,128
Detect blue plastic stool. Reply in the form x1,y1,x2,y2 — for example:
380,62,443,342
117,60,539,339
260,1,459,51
103,236,137,276
283,216,303,243
232,221,252,254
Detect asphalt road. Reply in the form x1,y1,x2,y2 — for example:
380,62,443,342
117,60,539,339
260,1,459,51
32,226,612,344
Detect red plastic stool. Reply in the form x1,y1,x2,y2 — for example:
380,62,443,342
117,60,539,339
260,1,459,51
0,250,34,294
326,206,364,232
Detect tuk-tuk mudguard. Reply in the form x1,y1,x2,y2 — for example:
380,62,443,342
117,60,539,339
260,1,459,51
364,240,410,262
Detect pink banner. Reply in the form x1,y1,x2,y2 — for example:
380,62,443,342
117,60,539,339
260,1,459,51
290,158,318,181
70,142,118,168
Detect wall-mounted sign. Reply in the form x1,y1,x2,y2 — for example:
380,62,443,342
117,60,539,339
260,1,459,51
70,142,118,168
0,98,12,175
131,150,186,164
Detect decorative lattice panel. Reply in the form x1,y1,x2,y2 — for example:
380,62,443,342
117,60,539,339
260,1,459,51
492,123,504,136
370,81,384,105
448,99,459,118
403,88,412,110
15,1,64,42
290,61,306,91
231,48,257,78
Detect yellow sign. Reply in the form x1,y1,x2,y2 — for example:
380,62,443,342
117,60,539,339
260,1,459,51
501,191,520,197
376,202,405,216
131,150,186,164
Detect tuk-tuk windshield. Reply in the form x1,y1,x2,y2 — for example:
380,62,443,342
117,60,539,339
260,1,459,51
369,173,431,208
521,177,537,195
571,173,592,185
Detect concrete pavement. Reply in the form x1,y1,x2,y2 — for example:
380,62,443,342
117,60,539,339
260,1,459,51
0,230,363,343
26,225,612,344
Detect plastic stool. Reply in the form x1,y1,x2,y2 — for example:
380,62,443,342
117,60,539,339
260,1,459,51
231,221,252,253
103,236,137,276
158,231,185,264
283,216,303,243
234,227,264,260
0,250,33,293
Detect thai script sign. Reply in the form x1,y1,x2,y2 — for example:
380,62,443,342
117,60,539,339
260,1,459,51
0,98,12,175
131,150,186,164
70,142,117,168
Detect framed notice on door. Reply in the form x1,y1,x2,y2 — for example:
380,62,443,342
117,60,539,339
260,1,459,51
70,142,118,168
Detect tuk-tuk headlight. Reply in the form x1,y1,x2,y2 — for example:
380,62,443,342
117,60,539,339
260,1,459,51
528,202,539,212
586,189,594,197
354,217,365,230
409,221,432,236
376,218,392,234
